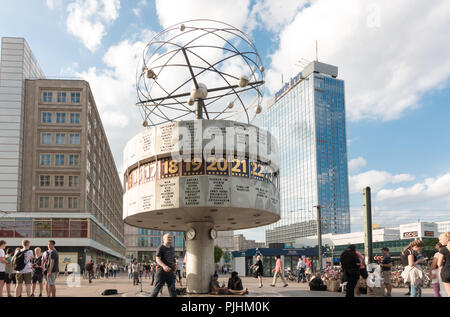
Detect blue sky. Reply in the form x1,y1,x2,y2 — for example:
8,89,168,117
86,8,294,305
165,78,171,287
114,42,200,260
1,0,450,242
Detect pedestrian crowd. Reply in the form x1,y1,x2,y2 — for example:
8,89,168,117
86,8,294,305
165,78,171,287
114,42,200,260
0,239,59,297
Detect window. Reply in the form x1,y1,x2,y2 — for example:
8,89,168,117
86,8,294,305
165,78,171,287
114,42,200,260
69,133,80,145
40,154,50,166
56,112,66,123
40,133,51,144
42,91,52,102
69,176,79,187
55,154,65,166
55,133,65,144
69,154,79,166
39,175,50,187
52,218,69,237
68,197,78,209
41,112,52,123
55,176,64,187
71,92,81,103
54,197,64,209
57,92,67,103
39,197,50,208
70,113,80,124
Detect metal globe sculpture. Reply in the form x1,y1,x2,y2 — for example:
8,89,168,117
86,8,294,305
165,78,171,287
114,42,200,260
136,19,265,126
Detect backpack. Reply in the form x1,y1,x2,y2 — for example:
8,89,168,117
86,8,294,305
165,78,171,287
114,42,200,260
13,249,31,271
101,289,118,296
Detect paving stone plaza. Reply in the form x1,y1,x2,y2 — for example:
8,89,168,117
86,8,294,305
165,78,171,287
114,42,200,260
13,273,433,297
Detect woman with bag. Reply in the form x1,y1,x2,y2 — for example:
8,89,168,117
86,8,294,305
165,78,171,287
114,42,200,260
250,255,264,288
400,240,425,297
437,232,450,297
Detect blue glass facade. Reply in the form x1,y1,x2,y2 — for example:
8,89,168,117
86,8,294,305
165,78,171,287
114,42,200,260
263,64,350,244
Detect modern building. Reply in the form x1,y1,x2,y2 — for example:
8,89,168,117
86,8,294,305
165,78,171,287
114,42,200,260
124,225,185,263
263,61,350,245
233,234,265,251
0,37,45,212
436,220,450,234
0,37,125,269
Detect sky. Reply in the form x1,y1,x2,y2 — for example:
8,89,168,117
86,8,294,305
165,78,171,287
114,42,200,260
1,0,450,242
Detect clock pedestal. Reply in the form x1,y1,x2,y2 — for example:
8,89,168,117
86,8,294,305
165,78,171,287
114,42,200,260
185,222,215,293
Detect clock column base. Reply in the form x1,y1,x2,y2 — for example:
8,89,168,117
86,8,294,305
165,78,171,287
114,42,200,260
185,222,215,294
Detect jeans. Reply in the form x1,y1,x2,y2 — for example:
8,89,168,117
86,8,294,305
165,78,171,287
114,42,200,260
344,272,359,297
113,270,117,278
433,283,441,297
410,284,422,297
297,268,305,283
151,271,155,285
151,271,177,297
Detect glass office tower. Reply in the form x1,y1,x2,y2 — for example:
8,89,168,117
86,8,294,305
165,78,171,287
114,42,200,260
263,61,350,245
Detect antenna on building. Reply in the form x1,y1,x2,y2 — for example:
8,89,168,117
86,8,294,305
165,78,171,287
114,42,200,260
315,40,319,62
281,73,284,86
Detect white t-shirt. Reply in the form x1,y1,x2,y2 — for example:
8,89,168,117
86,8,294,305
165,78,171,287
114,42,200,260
432,252,440,284
0,249,6,272
19,248,34,274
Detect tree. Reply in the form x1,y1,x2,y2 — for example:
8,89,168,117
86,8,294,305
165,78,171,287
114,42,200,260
214,246,223,264
223,251,231,263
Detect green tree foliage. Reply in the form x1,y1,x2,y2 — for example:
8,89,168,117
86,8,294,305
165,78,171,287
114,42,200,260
223,251,231,263
214,246,223,263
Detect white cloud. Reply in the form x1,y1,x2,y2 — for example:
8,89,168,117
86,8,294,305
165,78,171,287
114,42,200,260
66,0,121,52
155,0,251,30
265,0,450,121
248,0,308,33
45,0,63,9
76,31,155,174
349,170,415,194
348,157,367,174
377,172,450,205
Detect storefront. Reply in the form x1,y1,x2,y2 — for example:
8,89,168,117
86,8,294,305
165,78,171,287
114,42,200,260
232,247,320,277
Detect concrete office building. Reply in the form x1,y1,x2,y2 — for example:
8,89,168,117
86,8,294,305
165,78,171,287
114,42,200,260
263,61,350,245
233,234,265,251
0,37,125,268
124,223,233,264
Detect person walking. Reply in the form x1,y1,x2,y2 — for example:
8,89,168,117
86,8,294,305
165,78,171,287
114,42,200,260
46,240,59,297
150,260,155,285
430,242,444,297
296,257,306,283
355,250,368,296
0,240,7,297
86,259,94,283
113,263,118,279
151,233,177,297
437,232,450,297
14,239,34,297
131,259,138,285
100,262,105,279
379,247,393,297
339,245,361,297
400,240,425,297
270,255,288,287
41,247,51,297
250,255,264,288
175,257,183,287
3,248,14,297
31,247,44,297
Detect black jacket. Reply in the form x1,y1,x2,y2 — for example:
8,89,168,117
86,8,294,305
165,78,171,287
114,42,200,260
340,248,360,275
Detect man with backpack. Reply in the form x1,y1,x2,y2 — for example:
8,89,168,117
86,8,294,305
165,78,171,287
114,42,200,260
14,239,34,297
